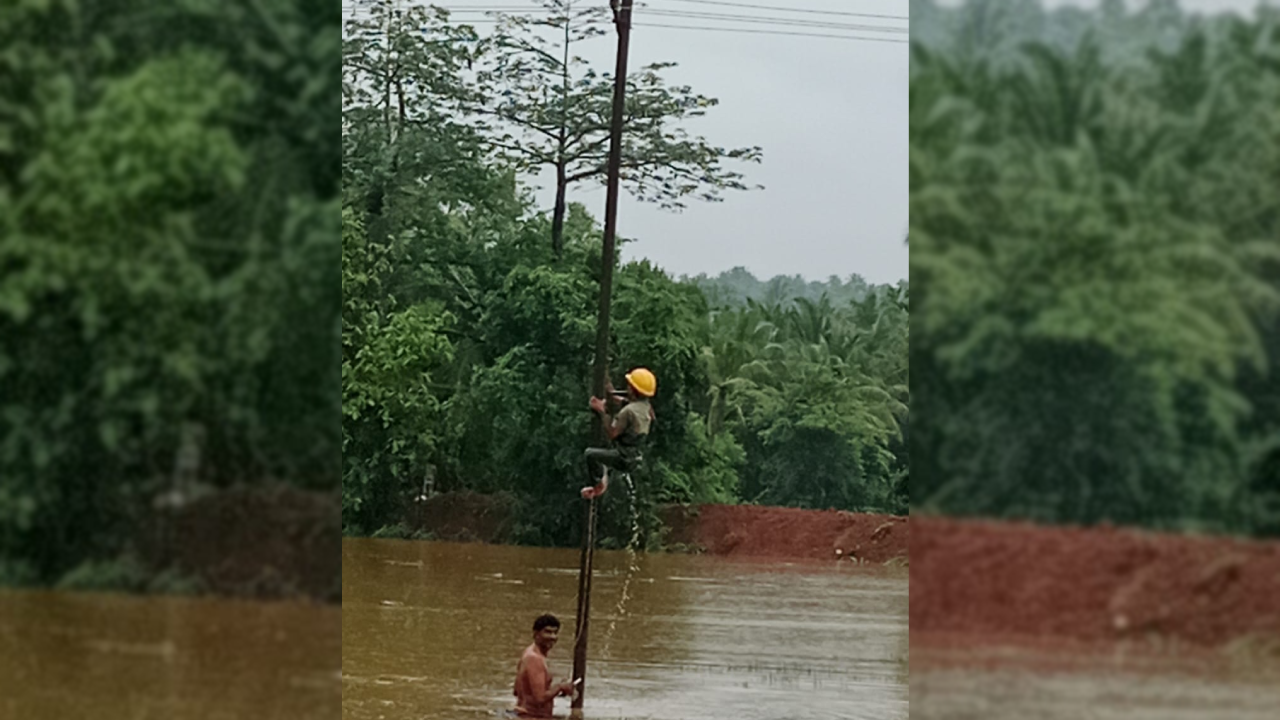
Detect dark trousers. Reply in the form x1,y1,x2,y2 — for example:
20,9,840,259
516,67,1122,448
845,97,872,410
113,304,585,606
584,447,635,485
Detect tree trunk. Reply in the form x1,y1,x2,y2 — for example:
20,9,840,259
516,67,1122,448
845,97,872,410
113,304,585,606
552,161,567,259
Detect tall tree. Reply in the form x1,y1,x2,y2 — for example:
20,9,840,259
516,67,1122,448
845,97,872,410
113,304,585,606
475,0,763,257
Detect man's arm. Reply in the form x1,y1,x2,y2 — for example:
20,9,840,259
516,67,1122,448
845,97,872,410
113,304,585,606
590,398,629,441
519,657,572,704
606,405,632,441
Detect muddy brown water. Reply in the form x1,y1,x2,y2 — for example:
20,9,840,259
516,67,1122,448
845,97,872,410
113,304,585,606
342,538,909,720
911,644,1280,720
0,590,340,719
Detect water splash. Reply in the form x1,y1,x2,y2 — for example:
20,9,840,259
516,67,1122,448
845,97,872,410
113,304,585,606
599,472,642,664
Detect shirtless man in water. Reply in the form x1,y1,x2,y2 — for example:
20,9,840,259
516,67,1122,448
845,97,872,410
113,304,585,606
513,614,575,718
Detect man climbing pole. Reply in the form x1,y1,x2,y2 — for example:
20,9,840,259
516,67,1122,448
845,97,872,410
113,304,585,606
580,367,656,500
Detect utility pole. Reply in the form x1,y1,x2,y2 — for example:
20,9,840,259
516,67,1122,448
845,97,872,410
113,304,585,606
572,1,634,715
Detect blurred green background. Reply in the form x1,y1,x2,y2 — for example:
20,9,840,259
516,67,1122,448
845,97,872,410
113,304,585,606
910,0,1280,537
0,0,341,590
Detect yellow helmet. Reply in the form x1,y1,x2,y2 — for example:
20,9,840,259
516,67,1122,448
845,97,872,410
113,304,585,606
625,368,657,397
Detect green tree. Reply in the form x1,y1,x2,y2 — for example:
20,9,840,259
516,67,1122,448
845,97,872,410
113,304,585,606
1,0,341,582
472,0,763,257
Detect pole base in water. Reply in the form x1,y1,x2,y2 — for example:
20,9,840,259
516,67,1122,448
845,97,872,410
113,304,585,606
571,496,598,710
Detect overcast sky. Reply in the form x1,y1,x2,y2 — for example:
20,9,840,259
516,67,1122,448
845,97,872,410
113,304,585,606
436,0,909,284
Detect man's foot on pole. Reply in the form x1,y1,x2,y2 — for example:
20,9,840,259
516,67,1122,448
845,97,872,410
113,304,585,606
580,469,609,499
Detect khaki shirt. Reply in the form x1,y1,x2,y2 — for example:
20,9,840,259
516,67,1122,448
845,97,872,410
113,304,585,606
613,399,652,446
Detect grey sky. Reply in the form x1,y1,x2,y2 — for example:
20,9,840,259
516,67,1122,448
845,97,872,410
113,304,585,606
445,0,909,284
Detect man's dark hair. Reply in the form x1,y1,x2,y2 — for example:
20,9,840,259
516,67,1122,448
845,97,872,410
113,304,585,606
533,613,560,633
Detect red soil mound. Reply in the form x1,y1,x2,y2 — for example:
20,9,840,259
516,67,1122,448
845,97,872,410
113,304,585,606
662,504,909,563
910,516,1280,649
410,493,910,563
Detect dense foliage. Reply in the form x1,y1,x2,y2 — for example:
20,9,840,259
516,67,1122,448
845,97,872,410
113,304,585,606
341,3,909,545
0,0,341,585
911,0,1280,535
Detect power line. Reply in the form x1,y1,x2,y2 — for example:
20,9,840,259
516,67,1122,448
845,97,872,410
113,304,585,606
635,21,908,42
344,1,909,22
397,6,907,34
342,4,909,43
340,5,906,36
638,7,907,33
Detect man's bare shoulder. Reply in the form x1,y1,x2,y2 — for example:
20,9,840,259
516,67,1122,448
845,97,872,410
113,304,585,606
519,645,546,668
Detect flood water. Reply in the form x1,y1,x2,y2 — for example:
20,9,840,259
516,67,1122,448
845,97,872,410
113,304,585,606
342,538,909,720
911,646,1280,719
0,590,341,719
